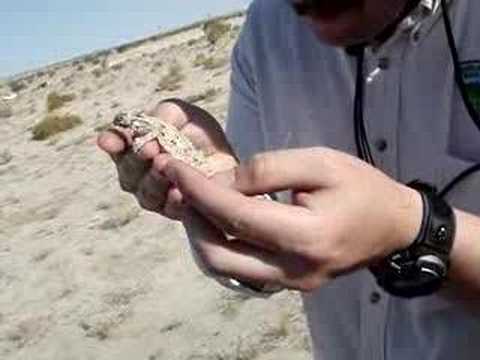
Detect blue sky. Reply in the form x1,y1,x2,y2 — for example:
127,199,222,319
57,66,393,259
0,0,251,78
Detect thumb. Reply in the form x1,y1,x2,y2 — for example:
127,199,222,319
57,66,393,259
232,148,337,196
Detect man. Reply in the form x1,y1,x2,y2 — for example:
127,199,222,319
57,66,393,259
98,0,480,359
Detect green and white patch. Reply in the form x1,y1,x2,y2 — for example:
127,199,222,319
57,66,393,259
461,60,480,114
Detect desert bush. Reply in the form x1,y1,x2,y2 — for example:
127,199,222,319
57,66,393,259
152,60,163,68
193,53,207,68
8,79,27,93
110,63,124,71
202,19,231,45
184,87,220,104
0,103,13,118
203,56,229,70
187,38,200,47
32,113,83,140
0,150,13,166
157,63,185,92
91,67,104,78
47,92,76,112
94,122,111,133
193,53,229,70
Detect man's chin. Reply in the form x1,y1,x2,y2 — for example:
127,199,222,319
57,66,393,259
309,23,372,47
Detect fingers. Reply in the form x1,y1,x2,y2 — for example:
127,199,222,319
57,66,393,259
97,127,132,158
232,148,338,196
164,159,315,254
183,208,284,284
133,153,186,219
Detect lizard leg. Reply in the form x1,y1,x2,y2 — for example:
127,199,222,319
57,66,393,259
132,133,157,154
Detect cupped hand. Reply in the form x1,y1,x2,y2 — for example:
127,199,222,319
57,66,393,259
96,99,237,220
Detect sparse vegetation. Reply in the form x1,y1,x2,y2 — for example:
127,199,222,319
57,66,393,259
151,60,163,72
157,62,185,92
193,53,229,70
8,79,27,93
0,150,13,166
0,103,13,118
111,63,124,71
202,19,232,45
185,87,220,104
31,113,83,140
193,53,208,68
94,122,111,133
92,67,104,78
47,92,76,112
203,56,229,70
81,87,92,97
187,38,200,47
98,205,140,230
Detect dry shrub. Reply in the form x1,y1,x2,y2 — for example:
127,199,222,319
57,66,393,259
203,56,229,70
193,53,229,70
91,67,104,78
202,19,231,45
47,92,76,112
8,79,27,93
193,53,207,68
0,103,13,118
32,113,83,140
111,63,124,71
185,87,220,104
157,63,185,92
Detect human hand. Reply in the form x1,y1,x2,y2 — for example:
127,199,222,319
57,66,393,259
157,147,424,291
96,99,237,220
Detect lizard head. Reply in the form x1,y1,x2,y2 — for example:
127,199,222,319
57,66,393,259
113,111,152,137
112,112,132,128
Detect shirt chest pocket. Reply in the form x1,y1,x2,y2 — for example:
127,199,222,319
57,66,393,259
448,112,480,163
447,55,480,163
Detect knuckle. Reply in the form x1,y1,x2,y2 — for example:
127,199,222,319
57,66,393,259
223,215,251,240
248,153,276,186
150,98,185,118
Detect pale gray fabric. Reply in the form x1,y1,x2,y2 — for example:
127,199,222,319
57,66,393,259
225,0,480,359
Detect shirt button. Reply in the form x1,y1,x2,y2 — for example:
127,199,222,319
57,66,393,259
370,291,382,304
375,138,388,152
378,57,390,70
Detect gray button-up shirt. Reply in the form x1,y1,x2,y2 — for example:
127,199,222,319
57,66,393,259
225,0,480,359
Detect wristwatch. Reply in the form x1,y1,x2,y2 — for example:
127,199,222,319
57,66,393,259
371,180,457,298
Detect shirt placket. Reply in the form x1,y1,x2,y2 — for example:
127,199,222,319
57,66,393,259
359,42,407,360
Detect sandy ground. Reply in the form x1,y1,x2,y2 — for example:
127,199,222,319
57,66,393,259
0,15,312,360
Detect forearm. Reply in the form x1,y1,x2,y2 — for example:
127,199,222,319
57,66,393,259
446,208,480,299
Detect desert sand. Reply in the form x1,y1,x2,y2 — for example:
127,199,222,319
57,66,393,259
0,13,311,360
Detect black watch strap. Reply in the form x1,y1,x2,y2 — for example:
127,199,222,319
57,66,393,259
371,180,456,298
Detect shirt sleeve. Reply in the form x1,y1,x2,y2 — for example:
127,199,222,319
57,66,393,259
225,3,265,162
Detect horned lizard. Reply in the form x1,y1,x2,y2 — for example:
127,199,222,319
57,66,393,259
113,110,213,175
111,109,282,297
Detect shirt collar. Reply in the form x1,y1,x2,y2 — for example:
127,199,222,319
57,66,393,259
421,0,439,13
397,0,441,33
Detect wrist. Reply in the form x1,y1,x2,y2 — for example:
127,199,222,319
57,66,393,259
392,184,424,252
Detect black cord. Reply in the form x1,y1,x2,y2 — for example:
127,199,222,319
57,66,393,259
353,0,480,199
354,47,376,166
439,163,480,198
